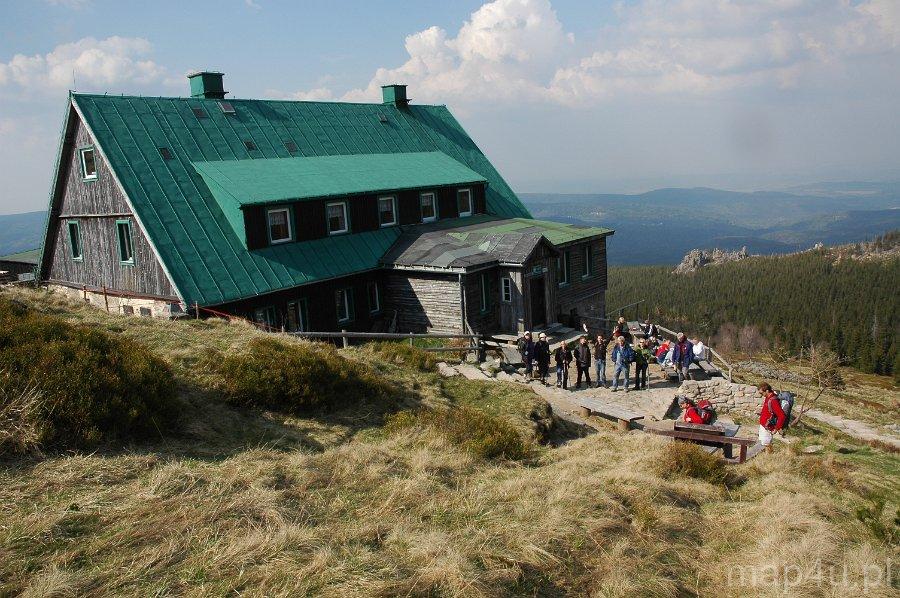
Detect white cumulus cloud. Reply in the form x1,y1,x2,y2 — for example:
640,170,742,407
0,36,169,95
293,0,900,107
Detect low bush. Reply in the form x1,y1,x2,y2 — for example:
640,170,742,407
366,341,438,372
211,337,392,414
654,440,742,488
0,297,178,452
386,406,532,461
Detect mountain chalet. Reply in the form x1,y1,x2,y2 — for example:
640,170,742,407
39,72,613,335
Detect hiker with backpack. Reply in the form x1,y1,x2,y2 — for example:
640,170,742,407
757,382,789,452
672,333,694,382
610,335,634,392
679,397,714,424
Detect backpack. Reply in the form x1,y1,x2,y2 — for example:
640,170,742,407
695,399,714,424
777,391,795,428
623,346,635,365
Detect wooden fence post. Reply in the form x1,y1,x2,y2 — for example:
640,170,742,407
342,329,349,349
102,285,109,312
408,334,414,347
476,336,485,362
194,302,199,319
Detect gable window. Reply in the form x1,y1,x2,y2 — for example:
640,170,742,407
457,188,472,217
336,288,354,323
378,196,397,227
326,201,349,235
557,251,570,286
286,299,309,332
420,192,437,223
367,282,381,313
582,244,593,278
67,220,83,261
79,147,97,181
501,277,512,303
267,207,292,244
116,219,135,265
480,273,490,312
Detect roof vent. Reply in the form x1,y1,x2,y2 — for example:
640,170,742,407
378,113,388,123
381,84,409,108
187,71,227,99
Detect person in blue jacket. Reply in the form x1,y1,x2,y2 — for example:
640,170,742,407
610,335,634,392
672,333,694,382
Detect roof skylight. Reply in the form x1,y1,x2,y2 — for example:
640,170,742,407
218,101,235,114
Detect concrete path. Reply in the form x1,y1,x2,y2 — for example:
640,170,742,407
805,409,900,449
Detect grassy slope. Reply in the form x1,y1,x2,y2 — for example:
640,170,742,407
1,287,898,596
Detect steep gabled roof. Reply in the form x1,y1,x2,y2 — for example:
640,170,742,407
71,93,531,306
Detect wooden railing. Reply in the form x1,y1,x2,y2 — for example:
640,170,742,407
656,324,733,382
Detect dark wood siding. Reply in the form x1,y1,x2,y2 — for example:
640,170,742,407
244,206,268,250
43,112,177,299
398,190,421,225
553,237,608,328
474,184,487,215
463,269,499,334
349,195,379,232
215,271,385,333
438,187,458,219
295,200,327,241
384,272,462,333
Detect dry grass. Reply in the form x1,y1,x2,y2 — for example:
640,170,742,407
0,376,42,456
0,286,897,596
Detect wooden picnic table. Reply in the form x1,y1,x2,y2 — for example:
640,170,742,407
646,421,757,463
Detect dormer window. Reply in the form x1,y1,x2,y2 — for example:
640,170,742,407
378,196,397,227
457,188,472,217
79,147,97,181
267,207,292,244
420,192,437,223
326,201,348,235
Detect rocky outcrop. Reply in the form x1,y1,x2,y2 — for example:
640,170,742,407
672,247,750,274
678,379,762,415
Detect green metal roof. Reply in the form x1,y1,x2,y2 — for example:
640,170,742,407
193,151,486,207
0,248,41,264
448,218,613,246
70,93,532,306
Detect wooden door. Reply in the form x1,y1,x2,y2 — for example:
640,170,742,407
530,277,546,328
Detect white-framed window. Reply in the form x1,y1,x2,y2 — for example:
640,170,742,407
336,288,354,323
582,244,593,278
480,273,490,312
457,188,472,217
286,299,308,332
254,306,277,329
367,281,381,313
501,277,512,302
116,219,134,265
79,147,97,181
326,201,348,235
557,251,570,286
67,220,83,261
267,207,292,244
420,192,437,223
378,196,397,227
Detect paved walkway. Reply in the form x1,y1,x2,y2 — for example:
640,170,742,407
805,409,900,449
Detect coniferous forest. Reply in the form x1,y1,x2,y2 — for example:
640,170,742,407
606,239,899,380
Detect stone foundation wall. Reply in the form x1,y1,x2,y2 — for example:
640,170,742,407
49,284,184,319
678,378,762,415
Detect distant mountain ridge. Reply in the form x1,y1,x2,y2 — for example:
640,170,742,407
522,181,900,265
0,211,45,256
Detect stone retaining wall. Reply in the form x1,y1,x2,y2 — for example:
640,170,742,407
678,379,762,414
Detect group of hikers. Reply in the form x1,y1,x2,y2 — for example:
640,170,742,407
516,316,705,393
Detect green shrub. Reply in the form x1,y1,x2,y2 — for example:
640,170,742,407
367,341,438,372
0,298,178,452
211,337,392,414
654,440,742,488
386,406,532,461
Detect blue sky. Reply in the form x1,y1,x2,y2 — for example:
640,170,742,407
1,0,899,214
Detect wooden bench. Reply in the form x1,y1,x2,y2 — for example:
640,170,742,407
578,398,644,431
646,421,757,463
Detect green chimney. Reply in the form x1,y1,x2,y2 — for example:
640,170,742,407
188,71,227,100
381,84,408,107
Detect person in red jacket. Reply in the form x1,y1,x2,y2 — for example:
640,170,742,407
757,382,786,452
